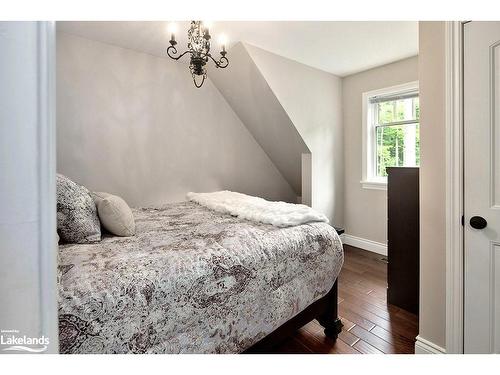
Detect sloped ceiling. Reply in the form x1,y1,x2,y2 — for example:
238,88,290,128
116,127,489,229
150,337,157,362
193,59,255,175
56,21,418,77
240,43,344,222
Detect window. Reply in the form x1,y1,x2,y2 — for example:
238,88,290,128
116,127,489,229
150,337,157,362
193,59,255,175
361,81,419,190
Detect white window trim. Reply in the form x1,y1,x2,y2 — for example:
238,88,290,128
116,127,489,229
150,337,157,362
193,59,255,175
361,80,420,190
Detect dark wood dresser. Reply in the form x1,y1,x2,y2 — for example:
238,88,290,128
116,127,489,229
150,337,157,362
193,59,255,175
386,167,419,315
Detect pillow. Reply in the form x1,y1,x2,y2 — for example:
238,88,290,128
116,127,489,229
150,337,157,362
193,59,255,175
57,174,101,243
92,192,135,237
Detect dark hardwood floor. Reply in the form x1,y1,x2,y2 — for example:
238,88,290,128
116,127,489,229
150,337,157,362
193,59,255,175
270,244,418,354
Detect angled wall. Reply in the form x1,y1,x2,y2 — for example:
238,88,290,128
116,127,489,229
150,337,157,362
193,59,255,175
213,43,343,224
209,43,309,201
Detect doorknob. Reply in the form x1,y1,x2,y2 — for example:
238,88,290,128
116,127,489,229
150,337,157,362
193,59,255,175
470,216,487,229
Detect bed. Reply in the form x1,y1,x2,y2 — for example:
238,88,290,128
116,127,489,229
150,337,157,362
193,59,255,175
58,200,344,354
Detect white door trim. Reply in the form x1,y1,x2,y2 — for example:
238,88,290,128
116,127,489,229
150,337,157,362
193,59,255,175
37,21,59,354
0,21,58,353
444,20,465,354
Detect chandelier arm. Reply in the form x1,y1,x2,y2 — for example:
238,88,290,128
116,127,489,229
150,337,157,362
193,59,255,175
206,54,229,69
166,45,192,61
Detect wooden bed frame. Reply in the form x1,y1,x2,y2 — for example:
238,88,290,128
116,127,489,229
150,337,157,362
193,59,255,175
245,279,343,353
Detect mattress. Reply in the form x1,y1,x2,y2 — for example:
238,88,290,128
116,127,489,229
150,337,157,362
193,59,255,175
58,201,344,353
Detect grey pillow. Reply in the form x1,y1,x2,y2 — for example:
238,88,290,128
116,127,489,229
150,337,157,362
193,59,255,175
56,174,101,243
92,192,135,237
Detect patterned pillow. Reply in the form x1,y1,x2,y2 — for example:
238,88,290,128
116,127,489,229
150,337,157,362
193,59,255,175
57,174,101,243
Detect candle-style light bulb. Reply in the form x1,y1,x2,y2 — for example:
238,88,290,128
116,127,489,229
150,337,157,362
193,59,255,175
218,34,228,53
202,20,212,32
201,20,212,40
167,23,178,42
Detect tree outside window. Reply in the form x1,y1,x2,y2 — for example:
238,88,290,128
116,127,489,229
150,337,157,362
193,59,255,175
374,96,420,177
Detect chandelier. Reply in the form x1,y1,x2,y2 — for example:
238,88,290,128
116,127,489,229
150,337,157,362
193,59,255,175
166,21,229,88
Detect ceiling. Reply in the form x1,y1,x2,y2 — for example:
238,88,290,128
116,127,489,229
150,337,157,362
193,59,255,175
57,21,418,77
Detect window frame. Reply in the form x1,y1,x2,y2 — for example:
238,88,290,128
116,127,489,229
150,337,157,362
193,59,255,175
361,81,419,190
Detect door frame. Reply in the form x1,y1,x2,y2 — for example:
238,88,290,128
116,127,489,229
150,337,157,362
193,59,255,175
38,20,59,353
445,20,465,354
0,21,58,353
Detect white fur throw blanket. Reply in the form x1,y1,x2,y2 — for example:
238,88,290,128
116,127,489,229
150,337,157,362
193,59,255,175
187,191,329,227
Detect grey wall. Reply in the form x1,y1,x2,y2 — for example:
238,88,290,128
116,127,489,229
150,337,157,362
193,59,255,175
56,32,296,206
418,21,446,349
342,56,418,244
243,44,344,224
209,43,309,199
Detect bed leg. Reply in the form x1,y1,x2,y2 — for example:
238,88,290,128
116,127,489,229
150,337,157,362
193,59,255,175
317,279,343,340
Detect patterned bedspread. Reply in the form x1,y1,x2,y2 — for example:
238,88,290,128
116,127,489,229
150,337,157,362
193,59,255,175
58,201,344,354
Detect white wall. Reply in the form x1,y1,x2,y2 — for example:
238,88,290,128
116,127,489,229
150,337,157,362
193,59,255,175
0,21,58,353
243,44,344,225
56,32,296,206
342,56,418,244
418,21,447,350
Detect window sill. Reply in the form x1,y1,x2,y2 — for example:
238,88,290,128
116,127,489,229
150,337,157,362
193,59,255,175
360,180,387,191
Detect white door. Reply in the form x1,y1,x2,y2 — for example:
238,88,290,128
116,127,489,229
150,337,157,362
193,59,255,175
464,21,500,354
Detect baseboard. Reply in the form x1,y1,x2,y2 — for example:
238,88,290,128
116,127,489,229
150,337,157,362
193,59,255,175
414,336,446,354
341,234,387,256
